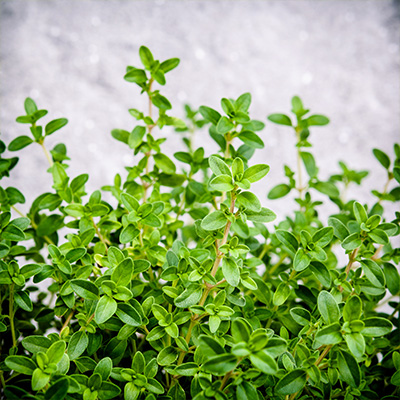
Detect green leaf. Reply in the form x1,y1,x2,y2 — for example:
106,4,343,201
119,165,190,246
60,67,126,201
231,318,251,343
120,224,140,244
32,368,50,391
337,350,360,388
139,46,154,69
67,331,89,360
174,284,203,308
116,303,142,326
353,201,367,224
312,227,334,248
393,166,400,184
275,229,299,255
1,224,25,241
361,317,393,337
45,377,69,400
275,369,307,395
45,118,68,136
154,153,176,174
201,211,227,231
313,181,339,198
273,282,290,306
243,164,270,183
268,183,291,199
341,232,362,251
250,350,278,374
95,296,118,324
174,362,199,376
8,136,33,151
222,258,240,287
300,152,318,178
318,291,339,324
383,263,400,295
290,307,312,326
344,333,365,358
360,259,385,288
245,207,276,223
128,126,146,149
216,116,234,134
293,248,310,271
71,279,99,300
328,217,349,241
111,258,133,286
267,113,292,126
14,291,33,311
199,335,225,356
22,336,52,353
24,97,38,114
343,295,362,322
373,148,390,169
237,191,261,212
368,228,389,245
94,357,113,381
160,58,180,73
313,323,342,348
124,68,147,84
210,174,234,191
238,131,264,149
124,382,140,400
235,92,251,112
111,129,130,144
305,114,329,126
236,381,258,400
157,346,178,366
46,340,66,364
209,155,231,176
199,106,221,125
5,356,36,375
202,354,237,376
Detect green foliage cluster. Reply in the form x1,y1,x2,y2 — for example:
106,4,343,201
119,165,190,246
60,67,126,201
0,46,399,400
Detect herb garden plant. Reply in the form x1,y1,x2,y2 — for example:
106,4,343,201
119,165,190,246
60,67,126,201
1,45,399,400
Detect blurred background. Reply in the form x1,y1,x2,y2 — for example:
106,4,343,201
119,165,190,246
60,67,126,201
0,0,399,221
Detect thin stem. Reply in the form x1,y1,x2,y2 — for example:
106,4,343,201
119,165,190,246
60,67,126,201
220,370,233,390
11,205,25,218
295,131,304,201
371,244,383,260
61,309,74,332
11,205,54,245
9,284,17,348
289,345,332,400
91,217,109,249
177,193,236,366
39,142,54,167
345,248,359,277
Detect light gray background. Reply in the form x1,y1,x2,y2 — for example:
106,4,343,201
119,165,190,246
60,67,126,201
1,0,399,221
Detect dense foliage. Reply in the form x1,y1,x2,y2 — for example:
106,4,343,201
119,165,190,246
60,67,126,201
0,46,399,400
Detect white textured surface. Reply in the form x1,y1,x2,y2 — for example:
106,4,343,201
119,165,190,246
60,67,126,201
1,0,399,221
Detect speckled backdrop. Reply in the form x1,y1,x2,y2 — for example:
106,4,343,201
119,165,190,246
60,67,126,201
1,0,399,221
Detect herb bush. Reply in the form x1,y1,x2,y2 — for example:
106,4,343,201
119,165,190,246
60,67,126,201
0,45,399,400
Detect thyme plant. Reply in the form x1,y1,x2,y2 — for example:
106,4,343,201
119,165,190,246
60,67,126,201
0,46,399,400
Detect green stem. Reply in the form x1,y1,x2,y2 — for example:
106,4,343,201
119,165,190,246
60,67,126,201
9,284,17,348
177,192,236,366
288,345,332,400
39,141,54,167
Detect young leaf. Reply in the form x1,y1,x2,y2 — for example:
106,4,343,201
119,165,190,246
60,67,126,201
275,369,307,395
318,291,339,325
209,155,231,177
267,114,292,126
243,164,270,183
373,148,390,169
201,211,227,231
